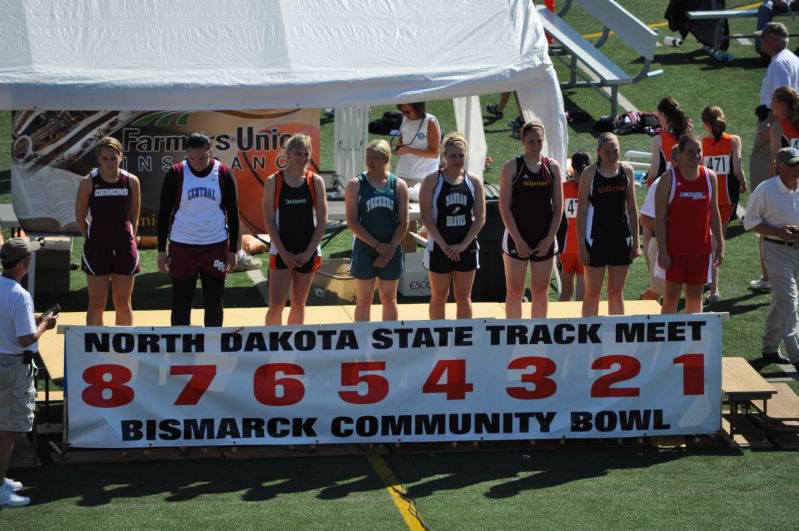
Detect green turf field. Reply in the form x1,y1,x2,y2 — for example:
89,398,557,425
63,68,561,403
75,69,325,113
2,1,799,528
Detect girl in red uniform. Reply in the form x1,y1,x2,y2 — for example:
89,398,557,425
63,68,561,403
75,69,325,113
75,136,141,325
262,134,328,326
701,105,746,304
655,135,724,314
559,150,590,301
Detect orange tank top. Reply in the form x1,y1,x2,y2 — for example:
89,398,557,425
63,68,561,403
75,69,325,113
562,179,579,254
702,133,733,207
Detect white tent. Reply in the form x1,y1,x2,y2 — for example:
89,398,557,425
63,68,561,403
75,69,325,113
0,0,567,176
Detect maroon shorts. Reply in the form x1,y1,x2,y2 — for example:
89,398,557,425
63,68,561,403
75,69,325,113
665,253,712,285
169,241,228,280
82,238,140,276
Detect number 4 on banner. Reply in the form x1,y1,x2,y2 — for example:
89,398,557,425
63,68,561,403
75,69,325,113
422,359,474,400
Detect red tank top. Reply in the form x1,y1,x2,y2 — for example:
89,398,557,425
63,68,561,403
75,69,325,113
666,166,712,256
562,179,579,255
780,118,799,149
702,133,733,207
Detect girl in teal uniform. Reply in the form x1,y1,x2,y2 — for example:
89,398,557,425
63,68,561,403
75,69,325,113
345,139,410,321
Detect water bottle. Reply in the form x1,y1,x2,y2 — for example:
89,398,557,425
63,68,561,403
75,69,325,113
663,36,682,47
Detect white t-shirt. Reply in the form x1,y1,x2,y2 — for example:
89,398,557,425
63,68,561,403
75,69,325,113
743,175,799,235
640,176,660,218
394,113,440,187
761,48,799,106
0,275,36,355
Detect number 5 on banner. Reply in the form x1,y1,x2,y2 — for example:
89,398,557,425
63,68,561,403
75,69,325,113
170,365,217,405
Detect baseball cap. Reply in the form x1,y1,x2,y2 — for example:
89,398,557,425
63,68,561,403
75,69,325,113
0,237,41,264
776,146,799,166
756,21,789,39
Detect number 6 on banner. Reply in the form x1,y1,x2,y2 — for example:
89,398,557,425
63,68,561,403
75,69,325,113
170,365,217,405
253,363,305,406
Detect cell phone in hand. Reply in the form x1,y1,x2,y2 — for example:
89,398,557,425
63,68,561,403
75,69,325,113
42,303,61,318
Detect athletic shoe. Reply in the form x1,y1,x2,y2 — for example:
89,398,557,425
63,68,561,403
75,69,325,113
0,489,30,508
748,278,772,292
704,292,720,305
509,116,524,130
762,351,791,365
485,104,504,119
234,254,262,272
640,288,661,301
2,478,22,492
511,130,521,140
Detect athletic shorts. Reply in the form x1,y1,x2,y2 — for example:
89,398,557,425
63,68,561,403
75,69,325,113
665,253,712,285
719,204,734,226
350,246,404,280
169,241,228,280
82,238,140,276
558,252,583,275
424,243,479,274
0,355,36,433
270,252,322,274
585,237,632,267
502,230,555,262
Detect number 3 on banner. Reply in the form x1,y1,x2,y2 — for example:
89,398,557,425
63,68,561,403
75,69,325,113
82,364,134,408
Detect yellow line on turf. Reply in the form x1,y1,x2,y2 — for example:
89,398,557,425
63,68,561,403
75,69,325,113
580,2,762,40
367,455,426,531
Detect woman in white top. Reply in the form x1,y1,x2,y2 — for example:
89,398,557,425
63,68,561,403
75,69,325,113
393,102,441,190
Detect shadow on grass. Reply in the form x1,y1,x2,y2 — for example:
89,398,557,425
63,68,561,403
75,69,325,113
18,455,385,506
707,291,770,316
390,447,740,499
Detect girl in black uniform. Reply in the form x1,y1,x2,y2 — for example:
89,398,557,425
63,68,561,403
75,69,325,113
262,133,328,325
419,132,486,319
499,121,563,318
577,132,640,317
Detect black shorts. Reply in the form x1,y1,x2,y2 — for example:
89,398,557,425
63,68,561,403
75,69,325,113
423,243,479,274
502,230,555,262
269,252,322,274
82,238,140,276
585,237,632,267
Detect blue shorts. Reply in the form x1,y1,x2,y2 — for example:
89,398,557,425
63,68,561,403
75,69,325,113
350,246,404,281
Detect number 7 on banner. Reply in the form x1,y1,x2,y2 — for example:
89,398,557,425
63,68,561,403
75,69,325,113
170,365,217,405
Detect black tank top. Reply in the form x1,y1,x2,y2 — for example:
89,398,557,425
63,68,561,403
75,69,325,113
511,156,554,232
433,171,476,247
588,165,630,240
277,173,316,254
87,170,133,242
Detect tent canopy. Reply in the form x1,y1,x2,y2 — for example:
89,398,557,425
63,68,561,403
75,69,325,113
0,0,567,167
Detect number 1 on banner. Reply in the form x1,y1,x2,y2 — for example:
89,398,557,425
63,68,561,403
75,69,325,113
422,359,473,400
673,354,705,395
170,365,217,405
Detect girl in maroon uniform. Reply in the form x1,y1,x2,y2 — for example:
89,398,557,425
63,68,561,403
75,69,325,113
655,135,724,314
75,136,141,325
262,134,328,326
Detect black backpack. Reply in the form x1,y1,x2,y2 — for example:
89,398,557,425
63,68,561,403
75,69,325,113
368,111,403,135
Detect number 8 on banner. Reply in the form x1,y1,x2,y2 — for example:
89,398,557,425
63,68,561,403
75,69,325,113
82,364,135,408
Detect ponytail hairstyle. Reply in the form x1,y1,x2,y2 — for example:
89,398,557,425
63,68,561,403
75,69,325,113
658,96,692,138
570,150,590,181
772,86,799,131
595,132,619,166
701,105,727,141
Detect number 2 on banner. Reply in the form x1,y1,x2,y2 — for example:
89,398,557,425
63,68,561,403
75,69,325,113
170,365,217,405
591,355,640,397
82,364,134,408
423,360,473,400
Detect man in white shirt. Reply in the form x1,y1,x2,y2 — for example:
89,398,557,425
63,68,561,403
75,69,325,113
744,147,799,370
0,238,58,508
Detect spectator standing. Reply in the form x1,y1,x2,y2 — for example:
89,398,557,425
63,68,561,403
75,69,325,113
0,238,58,508
750,22,799,292
393,102,441,192
743,146,799,369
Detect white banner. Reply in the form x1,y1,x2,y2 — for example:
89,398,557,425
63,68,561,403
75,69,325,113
64,315,722,448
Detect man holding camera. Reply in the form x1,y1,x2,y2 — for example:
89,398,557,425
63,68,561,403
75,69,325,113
0,238,58,508
744,147,799,370
749,22,799,292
